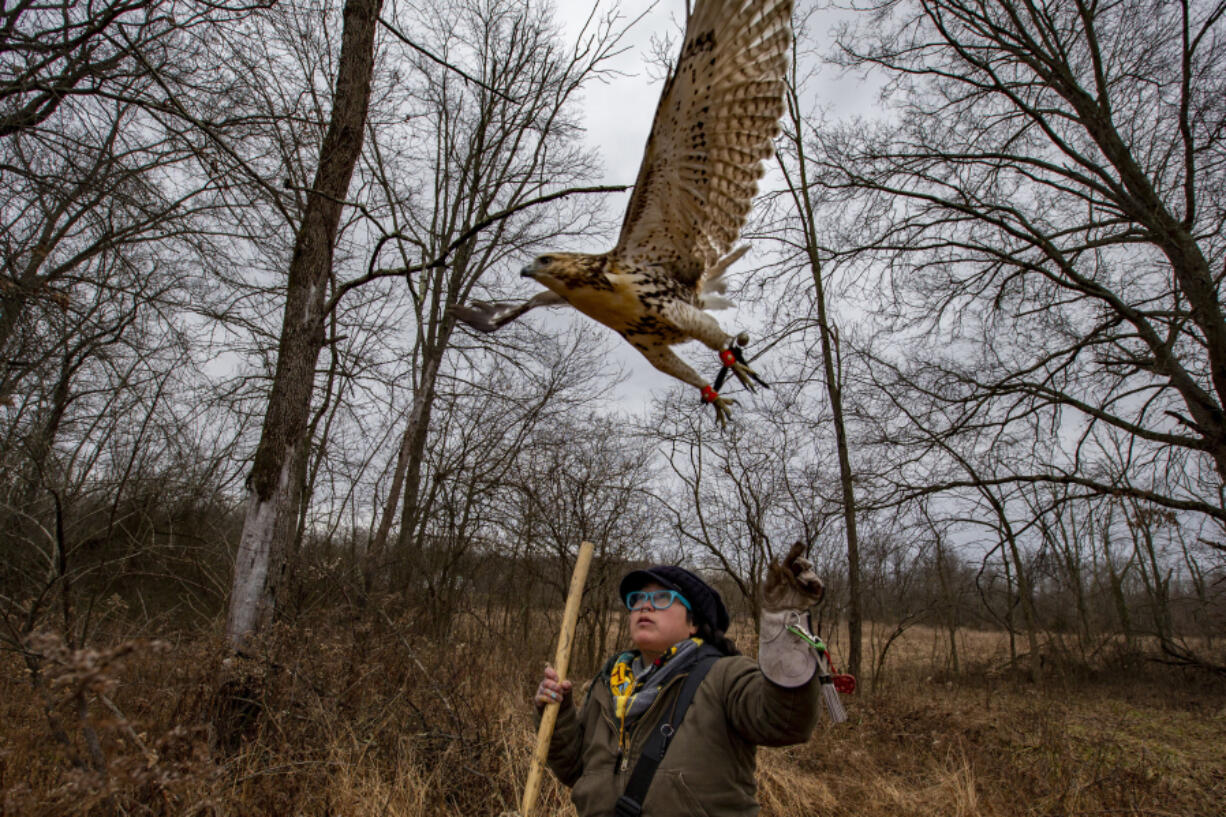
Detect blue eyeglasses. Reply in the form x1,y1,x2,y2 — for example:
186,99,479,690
625,589,692,612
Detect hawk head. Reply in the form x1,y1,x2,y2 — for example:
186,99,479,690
520,253,594,291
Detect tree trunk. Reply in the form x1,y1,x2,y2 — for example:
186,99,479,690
1002,549,1017,665
393,352,442,563
780,83,864,679
1001,525,1042,682
1131,508,1175,645
366,350,441,591
225,0,381,649
934,538,959,674
365,412,414,592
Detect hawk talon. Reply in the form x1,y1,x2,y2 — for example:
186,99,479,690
700,385,736,428
713,344,770,394
731,359,769,392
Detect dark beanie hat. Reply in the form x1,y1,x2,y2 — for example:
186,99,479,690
619,565,731,633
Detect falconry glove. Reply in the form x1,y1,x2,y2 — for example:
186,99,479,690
759,542,825,688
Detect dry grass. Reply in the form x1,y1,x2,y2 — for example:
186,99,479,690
2,614,1222,816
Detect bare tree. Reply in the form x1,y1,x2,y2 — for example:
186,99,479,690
809,0,1226,526
222,0,631,645
379,326,617,636
0,99,231,405
771,60,867,678
0,0,262,137
499,408,661,668
359,0,629,589
0,0,249,649
225,0,383,648
918,500,965,674
644,386,843,628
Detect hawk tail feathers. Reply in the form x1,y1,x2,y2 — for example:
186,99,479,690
699,244,750,307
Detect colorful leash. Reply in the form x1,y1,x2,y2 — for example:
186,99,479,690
787,623,855,723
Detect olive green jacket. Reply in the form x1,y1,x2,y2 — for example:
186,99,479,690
546,654,820,816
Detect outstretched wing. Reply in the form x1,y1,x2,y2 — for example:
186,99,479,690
613,0,792,288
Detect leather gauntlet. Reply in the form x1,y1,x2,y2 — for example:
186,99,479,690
758,542,825,687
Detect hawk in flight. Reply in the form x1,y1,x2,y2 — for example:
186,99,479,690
452,0,793,424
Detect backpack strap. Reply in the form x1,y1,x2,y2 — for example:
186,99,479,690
613,647,722,817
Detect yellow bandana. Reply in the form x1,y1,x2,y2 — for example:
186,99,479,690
608,637,704,758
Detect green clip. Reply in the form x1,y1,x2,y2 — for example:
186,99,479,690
786,624,826,654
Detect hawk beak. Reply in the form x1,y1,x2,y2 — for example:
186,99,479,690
520,265,536,279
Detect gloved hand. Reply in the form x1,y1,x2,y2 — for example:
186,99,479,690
762,541,824,611
759,542,824,687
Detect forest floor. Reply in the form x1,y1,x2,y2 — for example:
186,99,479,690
2,614,1223,816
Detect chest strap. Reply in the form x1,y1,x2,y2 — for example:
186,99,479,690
614,648,721,817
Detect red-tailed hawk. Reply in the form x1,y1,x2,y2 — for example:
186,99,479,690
452,0,793,424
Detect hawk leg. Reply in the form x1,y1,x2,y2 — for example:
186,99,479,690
664,301,732,351
636,339,736,427
662,302,768,389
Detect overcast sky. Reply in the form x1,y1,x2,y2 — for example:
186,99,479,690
556,0,676,189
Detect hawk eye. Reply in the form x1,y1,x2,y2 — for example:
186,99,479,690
538,255,553,265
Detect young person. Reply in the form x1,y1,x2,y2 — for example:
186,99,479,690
534,545,825,816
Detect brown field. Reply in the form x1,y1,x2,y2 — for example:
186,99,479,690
2,613,1223,816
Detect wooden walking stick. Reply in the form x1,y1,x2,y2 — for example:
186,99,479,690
516,540,594,817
